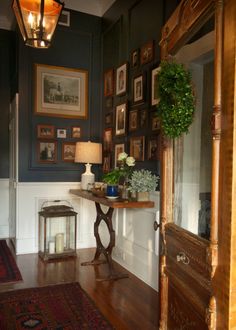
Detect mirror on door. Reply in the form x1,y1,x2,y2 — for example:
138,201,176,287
173,18,215,239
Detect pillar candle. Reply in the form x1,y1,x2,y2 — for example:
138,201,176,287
56,233,64,253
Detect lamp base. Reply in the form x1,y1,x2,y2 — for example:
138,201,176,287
81,163,95,190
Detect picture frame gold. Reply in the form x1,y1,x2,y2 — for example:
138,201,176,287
130,136,145,161
103,128,113,152
62,142,76,162
35,63,88,119
129,109,138,131
104,68,114,97
151,67,161,106
148,136,159,160
115,103,127,136
114,143,125,168
140,40,154,65
71,126,81,138
116,62,128,96
37,124,55,139
133,74,144,104
38,140,57,163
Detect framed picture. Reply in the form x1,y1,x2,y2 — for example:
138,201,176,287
133,75,144,104
115,103,127,136
140,41,154,65
140,109,148,128
58,10,70,27
103,128,113,152
114,143,125,168
105,112,113,126
116,62,128,96
131,49,139,68
71,126,81,138
129,110,138,131
105,97,113,111
38,140,57,163
104,68,114,97
148,137,159,160
130,136,145,161
151,112,161,131
151,67,161,106
37,124,55,139
56,128,67,138
35,63,88,119
62,142,76,162
103,154,111,173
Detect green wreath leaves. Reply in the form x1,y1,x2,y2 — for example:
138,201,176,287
157,60,195,138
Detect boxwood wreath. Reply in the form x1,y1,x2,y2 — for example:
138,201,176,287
157,60,195,138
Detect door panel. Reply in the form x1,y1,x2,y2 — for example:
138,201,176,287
159,0,223,329
168,281,208,330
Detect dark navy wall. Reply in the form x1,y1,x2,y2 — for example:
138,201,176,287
0,1,180,181
102,0,176,182
17,10,102,182
0,29,15,178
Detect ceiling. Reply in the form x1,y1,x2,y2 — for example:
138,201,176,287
0,0,116,30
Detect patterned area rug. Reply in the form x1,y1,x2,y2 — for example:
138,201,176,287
0,240,22,284
0,282,114,329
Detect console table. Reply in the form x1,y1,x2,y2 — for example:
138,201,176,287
69,189,155,281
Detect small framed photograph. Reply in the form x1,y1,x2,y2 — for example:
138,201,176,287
71,126,81,138
103,128,113,152
129,110,138,131
37,124,55,139
62,142,76,162
105,112,113,126
114,143,125,168
130,136,145,161
103,154,111,173
140,109,148,128
105,97,113,111
151,67,161,106
151,112,161,131
38,140,57,163
131,49,139,68
104,68,114,97
116,62,128,96
56,128,67,139
148,137,159,160
133,75,144,104
115,103,127,136
140,41,154,65
58,10,70,27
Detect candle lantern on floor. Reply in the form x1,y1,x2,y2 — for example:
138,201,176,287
38,201,77,261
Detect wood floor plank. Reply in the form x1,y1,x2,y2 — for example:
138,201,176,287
0,245,159,329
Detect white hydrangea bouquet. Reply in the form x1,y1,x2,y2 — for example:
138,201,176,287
103,152,135,185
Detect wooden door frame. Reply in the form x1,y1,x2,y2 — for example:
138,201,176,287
158,0,223,328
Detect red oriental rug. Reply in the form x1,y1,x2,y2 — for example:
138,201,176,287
0,240,22,284
0,282,114,329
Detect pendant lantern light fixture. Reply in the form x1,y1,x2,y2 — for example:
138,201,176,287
12,0,64,49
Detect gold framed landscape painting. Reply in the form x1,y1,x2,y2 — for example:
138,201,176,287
35,64,88,119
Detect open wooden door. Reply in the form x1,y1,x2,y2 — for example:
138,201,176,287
159,0,223,329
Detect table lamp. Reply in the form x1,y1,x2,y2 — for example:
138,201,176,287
75,141,102,190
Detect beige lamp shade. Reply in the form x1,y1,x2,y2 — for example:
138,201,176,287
74,141,102,190
74,141,102,164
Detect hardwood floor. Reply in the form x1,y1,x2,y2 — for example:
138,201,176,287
0,245,159,330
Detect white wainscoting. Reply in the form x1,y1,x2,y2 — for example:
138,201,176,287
0,179,10,238
15,182,96,254
11,182,160,290
97,192,160,291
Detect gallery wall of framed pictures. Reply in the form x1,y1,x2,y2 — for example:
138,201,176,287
102,38,161,171
36,124,82,164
